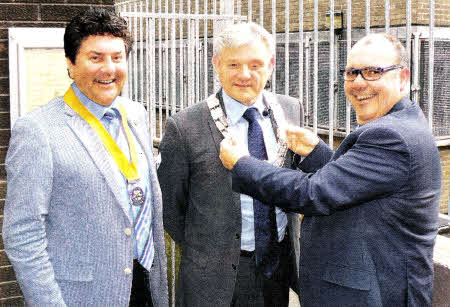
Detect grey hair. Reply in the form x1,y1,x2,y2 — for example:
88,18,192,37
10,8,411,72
213,22,275,58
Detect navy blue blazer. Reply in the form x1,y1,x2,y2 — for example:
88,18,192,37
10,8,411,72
231,98,441,307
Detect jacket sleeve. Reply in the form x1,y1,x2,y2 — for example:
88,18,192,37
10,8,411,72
157,116,189,245
291,139,334,172
2,117,67,306
231,126,410,216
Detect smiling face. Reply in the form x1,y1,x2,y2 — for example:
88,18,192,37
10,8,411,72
67,35,127,106
344,37,409,125
212,39,274,106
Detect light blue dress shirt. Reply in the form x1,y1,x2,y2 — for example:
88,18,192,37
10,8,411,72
222,90,287,251
71,83,153,265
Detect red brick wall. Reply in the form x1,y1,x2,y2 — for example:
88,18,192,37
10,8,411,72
0,1,114,304
439,146,450,214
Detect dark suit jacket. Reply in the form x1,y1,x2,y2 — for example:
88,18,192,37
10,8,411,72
158,90,303,306
231,98,442,307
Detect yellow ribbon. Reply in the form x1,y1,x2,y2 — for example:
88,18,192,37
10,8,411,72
63,87,139,181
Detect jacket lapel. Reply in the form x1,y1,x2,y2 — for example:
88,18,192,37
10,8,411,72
204,90,242,212
205,92,226,154
125,106,163,211
262,91,295,168
262,90,280,141
64,103,133,224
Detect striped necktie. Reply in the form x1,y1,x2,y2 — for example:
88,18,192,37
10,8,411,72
102,108,154,271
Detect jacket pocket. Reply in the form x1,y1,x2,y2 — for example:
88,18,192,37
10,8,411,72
322,264,371,291
53,262,93,281
183,245,209,269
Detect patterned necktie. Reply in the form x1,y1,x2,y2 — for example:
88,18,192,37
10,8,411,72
102,108,154,271
242,108,279,278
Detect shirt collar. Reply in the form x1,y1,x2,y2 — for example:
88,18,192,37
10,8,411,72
71,82,119,120
222,90,266,125
387,98,407,115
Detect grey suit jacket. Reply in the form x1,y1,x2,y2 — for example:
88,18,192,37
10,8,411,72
3,95,168,307
158,90,303,306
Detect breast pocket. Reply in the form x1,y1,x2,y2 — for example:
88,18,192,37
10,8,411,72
189,152,223,181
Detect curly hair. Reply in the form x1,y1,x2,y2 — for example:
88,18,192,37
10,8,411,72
64,7,132,64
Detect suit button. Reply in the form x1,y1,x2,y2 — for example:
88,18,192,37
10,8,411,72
232,264,237,270
124,228,132,236
235,233,240,239
124,267,132,275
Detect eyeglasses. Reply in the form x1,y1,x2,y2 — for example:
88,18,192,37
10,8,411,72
342,64,403,81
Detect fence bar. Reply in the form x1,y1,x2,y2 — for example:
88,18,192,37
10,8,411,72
179,0,185,110
170,9,176,303
428,0,434,130
188,22,196,107
171,1,176,115
248,0,252,22
313,0,318,133
385,0,390,32
365,0,370,34
345,0,352,135
144,1,151,138
284,0,289,95
259,0,263,25
195,0,200,105
127,3,133,98
187,0,192,106
271,0,276,92
411,33,421,109
121,12,246,20
328,0,335,148
150,2,156,140
305,36,311,127
237,0,242,16
128,1,134,99
116,0,139,6
298,0,304,114
212,0,218,92
133,1,138,102
203,0,208,99
118,2,130,98
139,1,144,107
406,0,412,99
164,0,170,121
158,0,163,139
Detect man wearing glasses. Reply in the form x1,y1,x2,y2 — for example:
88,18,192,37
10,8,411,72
220,33,441,306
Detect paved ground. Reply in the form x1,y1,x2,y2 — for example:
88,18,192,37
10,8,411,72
289,289,300,307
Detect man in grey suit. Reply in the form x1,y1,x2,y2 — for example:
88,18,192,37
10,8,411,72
158,22,302,306
3,8,168,307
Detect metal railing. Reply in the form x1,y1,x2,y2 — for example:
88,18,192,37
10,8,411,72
115,0,448,305
116,0,449,146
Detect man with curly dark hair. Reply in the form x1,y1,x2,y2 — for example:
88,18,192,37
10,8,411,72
3,8,168,306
